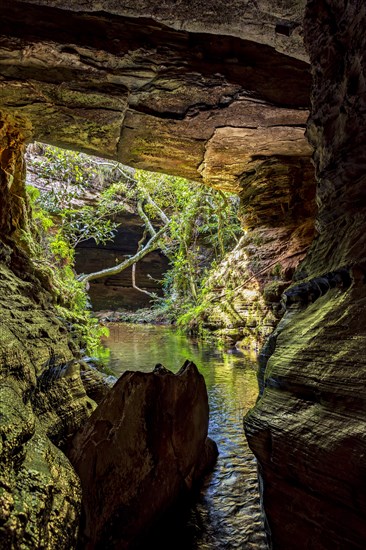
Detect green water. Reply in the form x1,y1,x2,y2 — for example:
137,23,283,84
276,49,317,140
102,323,267,549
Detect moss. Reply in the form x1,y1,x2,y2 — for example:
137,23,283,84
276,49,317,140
263,280,283,303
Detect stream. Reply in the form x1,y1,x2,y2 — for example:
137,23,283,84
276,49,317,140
101,323,268,550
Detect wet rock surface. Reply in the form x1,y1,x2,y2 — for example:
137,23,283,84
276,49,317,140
245,3,366,549
68,361,218,550
2,1,366,549
0,115,94,548
0,0,317,355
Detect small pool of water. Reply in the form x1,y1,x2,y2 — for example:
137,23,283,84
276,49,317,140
102,323,267,550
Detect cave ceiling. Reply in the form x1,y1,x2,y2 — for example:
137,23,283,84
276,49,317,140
0,0,312,192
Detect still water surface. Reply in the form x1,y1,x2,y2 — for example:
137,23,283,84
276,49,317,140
102,323,267,550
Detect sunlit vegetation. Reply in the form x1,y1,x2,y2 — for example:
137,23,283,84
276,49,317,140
25,143,243,341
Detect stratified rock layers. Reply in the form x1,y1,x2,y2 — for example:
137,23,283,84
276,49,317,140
245,2,366,549
1,1,311,193
68,362,217,550
0,115,95,548
4,1,366,549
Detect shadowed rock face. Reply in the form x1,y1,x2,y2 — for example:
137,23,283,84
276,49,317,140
245,2,366,549
75,213,169,310
0,1,312,192
15,0,309,61
0,0,317,348
68,362,218,550
0,115,94,548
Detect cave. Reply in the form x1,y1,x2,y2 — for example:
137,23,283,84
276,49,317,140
1,1,366,549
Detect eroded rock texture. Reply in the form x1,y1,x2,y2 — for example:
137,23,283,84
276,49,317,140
245,2,366,548
0,0,317,344
191,156,316,347
68,362,217,550
0,114,95,548
0,1,350,548
0,1,312,193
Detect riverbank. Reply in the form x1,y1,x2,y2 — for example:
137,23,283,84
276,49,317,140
94,306,262,353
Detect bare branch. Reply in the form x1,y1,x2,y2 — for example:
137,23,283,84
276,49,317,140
137,200,156,238
77,223,170,284
132,263,156,298
144,193,171,225
89,160,136,182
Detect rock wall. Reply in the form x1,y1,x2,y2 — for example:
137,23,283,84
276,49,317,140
0,114,96,547
0,1,316,337
190,156,316,348
2,1,365,549
245,2,366,548
1,1,311,193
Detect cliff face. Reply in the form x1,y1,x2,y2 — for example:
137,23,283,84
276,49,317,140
0,0,316,337
1,1,311,193
245,2,366,548
191,156,316,347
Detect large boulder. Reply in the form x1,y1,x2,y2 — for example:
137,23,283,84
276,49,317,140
68,361,218,549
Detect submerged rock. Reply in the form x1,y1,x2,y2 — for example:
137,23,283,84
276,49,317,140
68,361,218,549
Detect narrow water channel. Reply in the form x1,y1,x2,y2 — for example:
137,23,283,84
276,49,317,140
102,323,268,550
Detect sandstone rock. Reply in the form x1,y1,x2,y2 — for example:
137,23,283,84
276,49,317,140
245,3,366,549
0,1,317,351
79,361,116,404
0,116,97,548
68,361,218,549
15,0,309,61
4,2,365,549
0,1,311,193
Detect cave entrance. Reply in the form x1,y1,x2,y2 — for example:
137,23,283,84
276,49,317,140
25,142,242,323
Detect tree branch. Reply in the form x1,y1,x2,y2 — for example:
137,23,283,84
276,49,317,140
132,263,156,298
77,223,170,284
137,200,156,238
144,193,171,225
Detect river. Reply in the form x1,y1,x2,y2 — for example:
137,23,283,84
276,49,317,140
101,323,268,550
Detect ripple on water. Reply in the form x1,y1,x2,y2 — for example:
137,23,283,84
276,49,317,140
102,324,268,550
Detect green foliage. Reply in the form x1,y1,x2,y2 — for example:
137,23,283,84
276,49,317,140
270,263,283,278
28,144,126,247
25,176,107,355
26,142,244,342
30,144,100,190
263,280,283,304
128,170,242,316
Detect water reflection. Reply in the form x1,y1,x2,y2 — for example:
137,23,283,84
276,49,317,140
102,323,267,550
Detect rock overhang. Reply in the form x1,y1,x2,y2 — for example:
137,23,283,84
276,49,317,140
0,0,313,193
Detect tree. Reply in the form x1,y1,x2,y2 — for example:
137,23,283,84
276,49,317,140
26,144,242,315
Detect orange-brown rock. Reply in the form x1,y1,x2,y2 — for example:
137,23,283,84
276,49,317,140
68,362,218,550
245,2,366,549
5,2,365,549
0,116,97,548
0,1,312,193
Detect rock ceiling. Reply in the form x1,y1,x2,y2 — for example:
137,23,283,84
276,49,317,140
1,0,312,192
